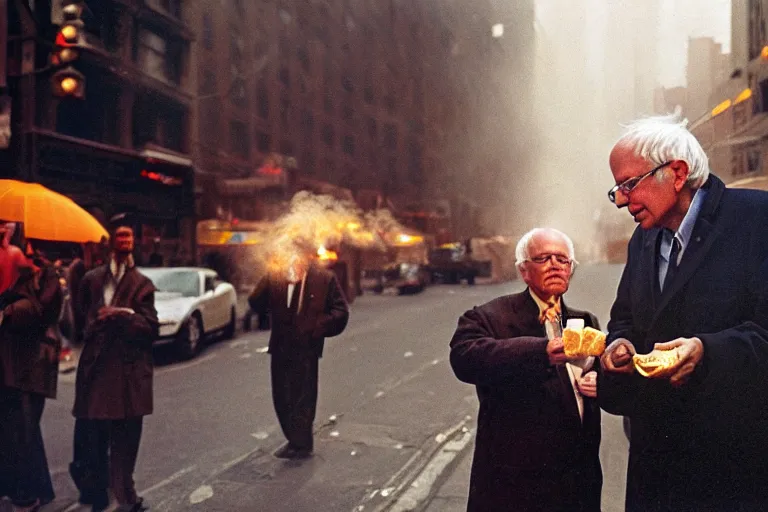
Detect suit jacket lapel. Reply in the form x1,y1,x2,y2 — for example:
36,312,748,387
652,176,725,326
643,228,662,310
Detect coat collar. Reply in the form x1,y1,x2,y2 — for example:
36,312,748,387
641,174,725,322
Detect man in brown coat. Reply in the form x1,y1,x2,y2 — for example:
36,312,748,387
70,214,158,512
0,248,63,511
249,253,349,459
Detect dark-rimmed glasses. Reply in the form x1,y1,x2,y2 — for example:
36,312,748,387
527,254,573,266
608,161,672,204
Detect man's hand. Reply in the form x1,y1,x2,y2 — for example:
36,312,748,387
577,370,598,398
97,306,132,321
650,337,704,386
546,337,567,366
601,338,637,374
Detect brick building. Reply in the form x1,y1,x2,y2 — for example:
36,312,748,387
1,0,196,264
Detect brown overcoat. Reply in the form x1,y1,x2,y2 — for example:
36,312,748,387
73,264,158,419
0,265,63,399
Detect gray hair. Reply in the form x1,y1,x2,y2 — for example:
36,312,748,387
515,228,576,269
616,112,710,189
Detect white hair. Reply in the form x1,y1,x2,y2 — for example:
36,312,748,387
616,112,710,189
515,228,576,269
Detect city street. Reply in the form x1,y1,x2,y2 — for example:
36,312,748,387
39,264,628,512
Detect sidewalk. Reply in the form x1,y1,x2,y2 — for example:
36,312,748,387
422,447,472,512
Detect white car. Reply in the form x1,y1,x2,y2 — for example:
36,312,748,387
139,267,238,359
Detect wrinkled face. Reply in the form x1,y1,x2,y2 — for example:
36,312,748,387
609,144,686,230
113,226,134,254
519,232,573,299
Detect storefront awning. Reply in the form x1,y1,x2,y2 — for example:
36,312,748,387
218,175,286,196
140,146,193,167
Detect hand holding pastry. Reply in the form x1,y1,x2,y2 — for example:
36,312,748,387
601,338,636,374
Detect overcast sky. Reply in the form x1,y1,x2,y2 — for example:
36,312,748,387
657,0,732,87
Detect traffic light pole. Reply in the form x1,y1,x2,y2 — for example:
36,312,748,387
1,0,7,89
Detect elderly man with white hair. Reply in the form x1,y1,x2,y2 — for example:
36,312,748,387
450,227,602,512
601,113,768,511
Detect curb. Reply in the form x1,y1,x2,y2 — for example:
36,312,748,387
353,418,474,512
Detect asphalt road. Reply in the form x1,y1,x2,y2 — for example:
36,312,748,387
36,263,629,512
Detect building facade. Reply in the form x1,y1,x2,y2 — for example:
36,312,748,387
1,0,196,264
690,0,768,190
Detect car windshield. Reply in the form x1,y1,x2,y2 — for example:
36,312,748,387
139,269,200,298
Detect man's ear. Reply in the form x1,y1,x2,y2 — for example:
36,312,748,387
670,160,690,192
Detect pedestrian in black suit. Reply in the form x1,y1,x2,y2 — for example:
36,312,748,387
450,228,602,512
249,254,349,459
601,113,768,511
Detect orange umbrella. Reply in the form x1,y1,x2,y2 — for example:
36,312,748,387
0,179,108,243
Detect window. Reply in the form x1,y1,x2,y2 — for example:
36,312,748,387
257,132,272,152
384,124,397,150
202,13,214,49
132,95,186,152
342,104,353,121
407,139,423,183
341,76,354,93
343,135,355,156
301,110,314,139
230,30,245,76
137,29,181,85
200,70,216,95
367,118,377,141
232,78,247,108
364,84,374,104
322,124,334,147
280,97,291,126
257,82,269,119
297,47,310,72
279,67,291,88
230,120,249,158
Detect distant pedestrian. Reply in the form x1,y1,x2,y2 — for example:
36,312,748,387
450,228,602,511
248,251,349,459
69,214,158,512
0,244,63,511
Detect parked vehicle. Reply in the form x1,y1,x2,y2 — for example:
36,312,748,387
364,262,430,295
139,267,237,360
428,242,491,285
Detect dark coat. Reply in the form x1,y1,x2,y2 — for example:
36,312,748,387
73,263,158,419
248,264,349,359
450,290,602,512
0,265,63,399
600,174,768,512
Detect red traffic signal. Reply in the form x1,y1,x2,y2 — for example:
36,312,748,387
51,66,85,99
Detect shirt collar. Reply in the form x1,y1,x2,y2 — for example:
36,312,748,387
528,288,560,314
661,187,707,260
109,254,134,277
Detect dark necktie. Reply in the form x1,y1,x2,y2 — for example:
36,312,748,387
662,237,681,292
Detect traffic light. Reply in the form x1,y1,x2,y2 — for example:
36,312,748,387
51,1,86,98
51,66,85,99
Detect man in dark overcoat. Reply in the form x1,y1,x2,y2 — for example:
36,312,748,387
0,249,62,510
70,214,158,512
601,114,768,512
249,252,349,459
450,228,602,512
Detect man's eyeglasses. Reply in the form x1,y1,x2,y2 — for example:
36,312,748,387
527,254,573,266
608,161,672,204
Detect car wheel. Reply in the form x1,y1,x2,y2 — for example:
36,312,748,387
176,313,203,360
223,307,236,340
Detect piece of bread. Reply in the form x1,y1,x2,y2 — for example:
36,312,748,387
582,327,606,356
563,326,606,358
632,348,680,378
562,327,583,357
